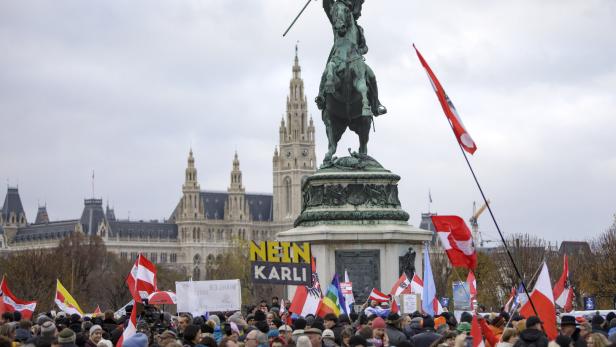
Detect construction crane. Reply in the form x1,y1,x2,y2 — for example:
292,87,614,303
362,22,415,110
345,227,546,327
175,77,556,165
469,200,490,247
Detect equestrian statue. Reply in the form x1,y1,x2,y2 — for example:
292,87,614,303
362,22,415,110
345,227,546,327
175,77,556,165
314,0,387,166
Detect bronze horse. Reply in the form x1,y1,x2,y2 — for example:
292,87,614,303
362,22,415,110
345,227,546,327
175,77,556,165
319,1,376,166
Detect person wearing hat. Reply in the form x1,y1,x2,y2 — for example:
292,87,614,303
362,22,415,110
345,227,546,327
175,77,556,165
304,328,324,347
369,317,388,347
157,330,178,347
323,314,343,344
278,325,293,344
85,325,103,347
384,313,406,347
558,315,586,347
513,316,548,347
322,329,338,347
411,317,441,347
58,328,78,347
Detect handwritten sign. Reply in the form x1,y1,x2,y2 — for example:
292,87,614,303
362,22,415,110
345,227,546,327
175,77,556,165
176,279,241,314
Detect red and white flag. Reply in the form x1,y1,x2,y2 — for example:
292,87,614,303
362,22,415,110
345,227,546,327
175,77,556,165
504,286,517,313
413,45,477,154
368,288,390,303
519,262,558,340
126,253,157,303
467,271,477,310
116,305,137,347
390,273,413,297
411,274,424,297
553,255,574,312
289,258,322,317
0,276,37,320
431,215,478,270
471,316,485,347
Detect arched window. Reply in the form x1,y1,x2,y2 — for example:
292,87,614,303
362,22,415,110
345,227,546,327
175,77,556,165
284,177,292,216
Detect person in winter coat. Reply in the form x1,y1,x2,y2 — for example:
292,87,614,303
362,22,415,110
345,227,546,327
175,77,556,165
411,317,441,347
384,314,407,347
404,317,423,340
512,317,548,347
86,325,103,347
607,318,616,344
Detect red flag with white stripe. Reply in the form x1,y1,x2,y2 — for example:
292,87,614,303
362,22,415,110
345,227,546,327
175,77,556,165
0,276,37,320
467,271,477,310
413,45,477,154
411,274,424,297
126,253,157,303
289,257,322,317
553,255,573,312
390,273,413,297
116,306,137,347
471,316,485,347
368,288,389,303
431,215,478,270
519,262,558,340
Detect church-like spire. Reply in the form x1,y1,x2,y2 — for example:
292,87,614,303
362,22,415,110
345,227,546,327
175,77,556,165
184,148,198,186
293,42,301,79
228,151,244,192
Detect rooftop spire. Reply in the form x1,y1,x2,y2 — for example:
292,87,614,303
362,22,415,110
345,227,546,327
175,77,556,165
293,42,301,79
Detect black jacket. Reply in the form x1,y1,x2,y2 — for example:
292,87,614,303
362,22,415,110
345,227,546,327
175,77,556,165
386,324,409,347
411,329,441,347
513,329,549,347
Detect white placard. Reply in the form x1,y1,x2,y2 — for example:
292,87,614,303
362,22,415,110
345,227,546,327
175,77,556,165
176,279,241,314
400,294,419,314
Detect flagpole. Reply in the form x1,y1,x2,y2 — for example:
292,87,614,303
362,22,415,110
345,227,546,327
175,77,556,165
454,143,539,317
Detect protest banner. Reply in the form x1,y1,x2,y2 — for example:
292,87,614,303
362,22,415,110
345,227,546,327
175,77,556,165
399,294,419,314
176,279,241,314
249,241,312,285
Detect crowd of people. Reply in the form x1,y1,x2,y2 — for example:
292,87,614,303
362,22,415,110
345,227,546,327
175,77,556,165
0,297,615,347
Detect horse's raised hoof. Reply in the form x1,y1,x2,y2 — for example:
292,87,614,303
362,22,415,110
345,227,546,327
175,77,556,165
376,104,387,116
362,106,373,117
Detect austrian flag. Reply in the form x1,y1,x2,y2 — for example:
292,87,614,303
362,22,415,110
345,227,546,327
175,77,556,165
413,45,477,154
431,215,477,270
126,253,158,303
0,276,37,320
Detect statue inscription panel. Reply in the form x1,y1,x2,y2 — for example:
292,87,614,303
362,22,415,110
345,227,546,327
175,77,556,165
335,250,380,304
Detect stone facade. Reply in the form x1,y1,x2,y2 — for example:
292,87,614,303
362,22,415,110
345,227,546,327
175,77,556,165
0,50,316,279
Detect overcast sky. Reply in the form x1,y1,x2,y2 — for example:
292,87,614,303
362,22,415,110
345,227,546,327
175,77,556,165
1,1,615,244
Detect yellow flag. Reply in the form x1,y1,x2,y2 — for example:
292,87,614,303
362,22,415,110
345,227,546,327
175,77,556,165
55,279,84,316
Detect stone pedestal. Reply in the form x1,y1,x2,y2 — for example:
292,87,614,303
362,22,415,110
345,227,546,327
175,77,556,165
277,156,432,303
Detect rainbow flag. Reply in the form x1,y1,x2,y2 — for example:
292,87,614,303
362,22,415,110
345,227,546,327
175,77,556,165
316,274,347,317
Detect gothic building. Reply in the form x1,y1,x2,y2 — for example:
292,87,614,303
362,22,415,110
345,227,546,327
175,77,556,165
0,50,317,278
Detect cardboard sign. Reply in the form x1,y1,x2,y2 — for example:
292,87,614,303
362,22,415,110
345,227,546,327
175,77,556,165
400,294,419,314
176,279,241,314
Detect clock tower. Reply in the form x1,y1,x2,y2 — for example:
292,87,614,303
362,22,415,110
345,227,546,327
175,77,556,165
273,46,316,225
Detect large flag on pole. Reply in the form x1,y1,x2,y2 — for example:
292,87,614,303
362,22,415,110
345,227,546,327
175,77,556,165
316,274,346,317
422,243,439,316
411,274,424,297
0,276,37,320
519,262,557,340
553,255,573,312
431,215,478,270
126,253,157,303
341,270,355,315
413,45,477,154
55,279,84,316
117,305,137,347
471,316,485,347
289,257,322,316
390,273,413,297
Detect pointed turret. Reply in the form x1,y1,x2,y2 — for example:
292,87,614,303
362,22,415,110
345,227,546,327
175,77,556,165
105,203,116,222
1,187,27,226
225,152,249,221
35,205,50,224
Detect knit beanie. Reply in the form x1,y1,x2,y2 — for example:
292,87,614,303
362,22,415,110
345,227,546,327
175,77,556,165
90,325,103,336
41,321,57,338
58,328,77,344
372,317,386,329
